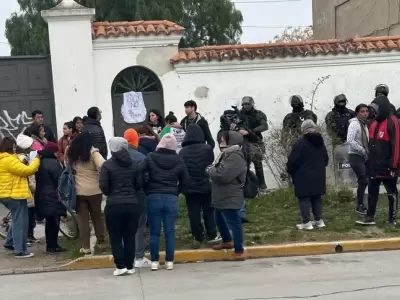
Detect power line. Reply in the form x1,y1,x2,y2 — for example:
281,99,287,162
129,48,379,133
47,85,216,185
233,0,301,3
242,25,311,28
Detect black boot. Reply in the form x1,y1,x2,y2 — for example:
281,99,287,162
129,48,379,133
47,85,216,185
255,165,267,190
387,192,398,226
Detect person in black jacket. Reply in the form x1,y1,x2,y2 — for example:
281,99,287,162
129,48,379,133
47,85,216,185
287,120,329,231
136,125,158,156
356,95,400,226
83,107,108,159
140,133,188,271
34,142,67,253
180,100,215,149
99,137,143,276
179,124,216,244
29,110,56,142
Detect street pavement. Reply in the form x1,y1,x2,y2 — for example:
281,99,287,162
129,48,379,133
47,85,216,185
2,251,400,300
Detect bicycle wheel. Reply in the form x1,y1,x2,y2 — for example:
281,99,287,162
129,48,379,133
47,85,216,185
59,206,79,240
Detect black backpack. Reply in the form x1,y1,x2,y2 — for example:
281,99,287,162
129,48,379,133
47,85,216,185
240,169,259,199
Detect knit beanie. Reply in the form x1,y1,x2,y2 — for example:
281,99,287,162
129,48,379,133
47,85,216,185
156,133,177,151
301,119,318,134
16,134,34,150
109,137,128,153
124,128,139,148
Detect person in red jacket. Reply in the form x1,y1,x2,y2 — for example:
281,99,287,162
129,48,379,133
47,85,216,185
356,95,400,226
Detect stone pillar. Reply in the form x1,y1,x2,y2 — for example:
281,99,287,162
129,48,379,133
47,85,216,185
42,0,96,133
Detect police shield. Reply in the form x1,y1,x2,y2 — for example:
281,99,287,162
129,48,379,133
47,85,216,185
333,142,357,186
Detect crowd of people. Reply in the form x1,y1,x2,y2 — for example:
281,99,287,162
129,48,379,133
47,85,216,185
285,84,400,230
1,83,397,275
0,98,268,276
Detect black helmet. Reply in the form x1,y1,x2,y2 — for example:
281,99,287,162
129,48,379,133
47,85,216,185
375,84,389,97
289,95,303,106
334,94,347,106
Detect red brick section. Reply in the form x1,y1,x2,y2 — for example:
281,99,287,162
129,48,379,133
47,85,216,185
170,36,400,64
92,20,185,39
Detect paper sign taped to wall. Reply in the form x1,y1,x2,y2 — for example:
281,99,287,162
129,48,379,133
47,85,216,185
121,92,147,124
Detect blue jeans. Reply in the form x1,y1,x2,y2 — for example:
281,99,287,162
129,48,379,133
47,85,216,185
215,209,244,253
147,194,178,262
2,199,29,254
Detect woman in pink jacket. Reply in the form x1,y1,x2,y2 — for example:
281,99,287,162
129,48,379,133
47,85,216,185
29,124,47,151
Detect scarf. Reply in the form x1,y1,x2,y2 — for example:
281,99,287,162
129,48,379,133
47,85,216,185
358,119,369,155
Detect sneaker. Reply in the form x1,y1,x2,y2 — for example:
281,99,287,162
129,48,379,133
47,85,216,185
165,261,174,270
3,245,14,251
15,252,34,259
113,268,128,276
356,217,376,226
46,247,67,254
79,248,92,255
151,261,159,271
134,257,151,268
207,235,223,245
389,219,397,227
312,219,326,228
27,237,40,244
127,269,135,275
212,242,234,251
355,205,367,215
296,222,314,230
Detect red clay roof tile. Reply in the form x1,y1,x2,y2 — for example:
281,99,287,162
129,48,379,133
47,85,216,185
170,36,400,64
92,20,184,39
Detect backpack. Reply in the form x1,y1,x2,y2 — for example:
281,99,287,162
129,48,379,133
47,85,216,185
58,164,76,211
242,169,259,199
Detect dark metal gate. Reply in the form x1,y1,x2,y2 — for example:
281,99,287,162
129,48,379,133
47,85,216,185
0,56,56,139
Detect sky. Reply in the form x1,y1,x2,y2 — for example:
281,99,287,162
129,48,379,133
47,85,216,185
0,0,312,56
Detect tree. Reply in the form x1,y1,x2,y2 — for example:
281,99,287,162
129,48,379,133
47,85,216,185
272,26,313,43
5,0,243,56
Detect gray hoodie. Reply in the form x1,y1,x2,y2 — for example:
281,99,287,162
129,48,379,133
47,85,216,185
346,117,369,158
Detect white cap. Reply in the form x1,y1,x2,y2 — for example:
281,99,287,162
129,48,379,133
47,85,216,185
16,134,34,150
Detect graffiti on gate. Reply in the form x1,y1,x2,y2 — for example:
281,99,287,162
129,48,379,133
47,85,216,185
0,110,32,139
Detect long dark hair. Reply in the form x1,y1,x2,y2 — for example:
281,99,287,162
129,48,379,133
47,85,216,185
147,109,165,127
30,123,44,139
137,124,159,141
67,131,94,163
72,116,83,133
165,111,177,124
0,137,16,154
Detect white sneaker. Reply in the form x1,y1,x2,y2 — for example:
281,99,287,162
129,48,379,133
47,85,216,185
113,268,128,276
165,261,174,270
312,219,326,228
296,222,314,230
134,257,151,268
127,269,135,275
79,248,92,255
15,252,34,259
207,235,223,245
151,261,159,271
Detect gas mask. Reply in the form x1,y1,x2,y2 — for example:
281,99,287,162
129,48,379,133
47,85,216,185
241,96,254,112
334,94,347,111
289,95,304,113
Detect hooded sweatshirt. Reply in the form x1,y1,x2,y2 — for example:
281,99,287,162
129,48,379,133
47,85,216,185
367,96,400,177
99,137,142,206
346,117,369,158
160,122,185,153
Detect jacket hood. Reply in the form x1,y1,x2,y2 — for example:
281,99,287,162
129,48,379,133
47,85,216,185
303,132,324,147
139,138,157,151
148,149,181,171
227,130,243,146
169,122,182,129
371,95,391,121
182,123,204,146
112,149,132,167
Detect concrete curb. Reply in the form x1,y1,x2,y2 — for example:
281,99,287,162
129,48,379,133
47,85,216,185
60,237,400,271
0,266,62,276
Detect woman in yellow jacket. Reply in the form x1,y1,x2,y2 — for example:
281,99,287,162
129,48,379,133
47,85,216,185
0,137,40,258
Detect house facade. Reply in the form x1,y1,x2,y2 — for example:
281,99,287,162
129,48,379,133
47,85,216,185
40,0,400,188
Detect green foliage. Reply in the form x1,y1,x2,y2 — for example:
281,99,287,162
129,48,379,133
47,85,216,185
5,0,243,56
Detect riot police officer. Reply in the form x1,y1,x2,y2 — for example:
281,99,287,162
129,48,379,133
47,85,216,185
239,96,268,191
325,94,355,145
282,95,317,146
